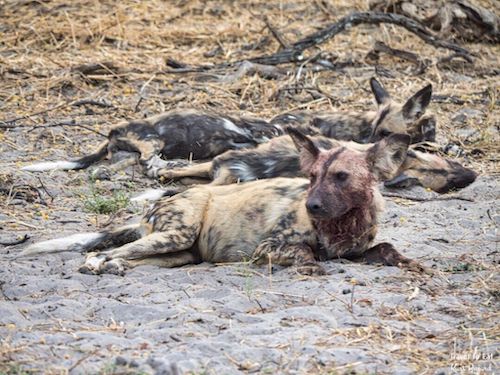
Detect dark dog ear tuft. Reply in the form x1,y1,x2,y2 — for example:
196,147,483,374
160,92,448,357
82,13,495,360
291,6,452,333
370,77,391,105
287,127,320,173
402,84,432,122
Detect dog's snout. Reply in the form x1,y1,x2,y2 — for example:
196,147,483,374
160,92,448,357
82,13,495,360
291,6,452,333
306,199,322,214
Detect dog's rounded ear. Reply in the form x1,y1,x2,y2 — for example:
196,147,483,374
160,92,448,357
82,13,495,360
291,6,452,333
366,133,411,181
287,127,320,173
370,77,391,105
402,84,432,122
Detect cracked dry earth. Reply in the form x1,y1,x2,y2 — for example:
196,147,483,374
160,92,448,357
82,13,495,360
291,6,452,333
0,174,498,374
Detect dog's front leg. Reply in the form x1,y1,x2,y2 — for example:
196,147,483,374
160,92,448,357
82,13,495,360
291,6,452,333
361,242,429,274
91,155,138,180
252,240,326,276
157,161,212,180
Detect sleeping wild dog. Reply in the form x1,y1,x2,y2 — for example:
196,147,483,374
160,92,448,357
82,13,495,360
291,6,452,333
20,78,435,179
21,129,423,276
21,109,284,177
271,78,435,144
154,133,476,194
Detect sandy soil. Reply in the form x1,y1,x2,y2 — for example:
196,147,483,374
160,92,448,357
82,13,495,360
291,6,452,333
0,0,499,374
0,174,498,374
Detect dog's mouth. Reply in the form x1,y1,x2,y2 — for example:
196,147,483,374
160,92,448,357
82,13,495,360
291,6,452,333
384,174,421,189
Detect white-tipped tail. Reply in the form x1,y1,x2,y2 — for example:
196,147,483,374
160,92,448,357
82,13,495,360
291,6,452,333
20,232,104,257
21,160,82,172
131,188,167,203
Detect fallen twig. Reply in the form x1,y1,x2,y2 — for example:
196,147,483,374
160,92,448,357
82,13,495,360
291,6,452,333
218,61,287,83
0,234,30,247
0,119,107,137
67,349,100,372
294,12,472,55
382,192,474,202
367,41,427,69
72,98,114,108
263,15,290,49
36,176,54,203
72,62,119,76
0,100,76,125
0,97,114,125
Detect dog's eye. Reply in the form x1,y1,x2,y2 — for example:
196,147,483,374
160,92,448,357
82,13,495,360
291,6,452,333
334,171,349,182
379,129,392,138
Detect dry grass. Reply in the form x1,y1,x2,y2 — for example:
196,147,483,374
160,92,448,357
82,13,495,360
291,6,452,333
0,0,498,172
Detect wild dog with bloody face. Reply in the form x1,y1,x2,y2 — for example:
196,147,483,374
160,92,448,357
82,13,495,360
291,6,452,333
21,129,423,276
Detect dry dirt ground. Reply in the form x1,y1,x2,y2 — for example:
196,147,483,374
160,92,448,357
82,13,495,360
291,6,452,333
0,0,499,374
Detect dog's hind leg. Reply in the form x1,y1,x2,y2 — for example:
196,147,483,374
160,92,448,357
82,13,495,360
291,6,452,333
81,191,210,274
157,161,212,180
128,251,197,268
209,167,238,185
81,250,197,275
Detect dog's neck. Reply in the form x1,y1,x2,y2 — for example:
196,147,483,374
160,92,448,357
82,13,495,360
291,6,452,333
312,194,379,260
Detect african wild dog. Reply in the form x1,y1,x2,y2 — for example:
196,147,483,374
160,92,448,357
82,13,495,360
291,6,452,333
271,78,435,144
21,129,423,276
152,133,477,194
21,79,435,180
384,149,478,193
20,109,285,177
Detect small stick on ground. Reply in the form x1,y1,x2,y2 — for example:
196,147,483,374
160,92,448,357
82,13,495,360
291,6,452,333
0,234,30,247
67,349,100,372
72,98,114,108
367,41,427,73
36,176,54,203
382,192,474,202
0,100,76,125
263,15,290,49
0,119,108,137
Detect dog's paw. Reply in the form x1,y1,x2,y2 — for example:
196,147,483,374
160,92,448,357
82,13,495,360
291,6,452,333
102,259,128,276
157,169,173,179
91,166,112,180
296,262,327,276
79,253,128,276
144,166,160,178
402,260,433,275
79,253,106,274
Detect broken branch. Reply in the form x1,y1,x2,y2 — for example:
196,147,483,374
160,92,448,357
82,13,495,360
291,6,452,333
246,11,472,66
382,192,474,202
0,234,30,247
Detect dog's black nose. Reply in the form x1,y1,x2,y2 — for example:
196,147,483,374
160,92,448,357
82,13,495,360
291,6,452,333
306,199,322,214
